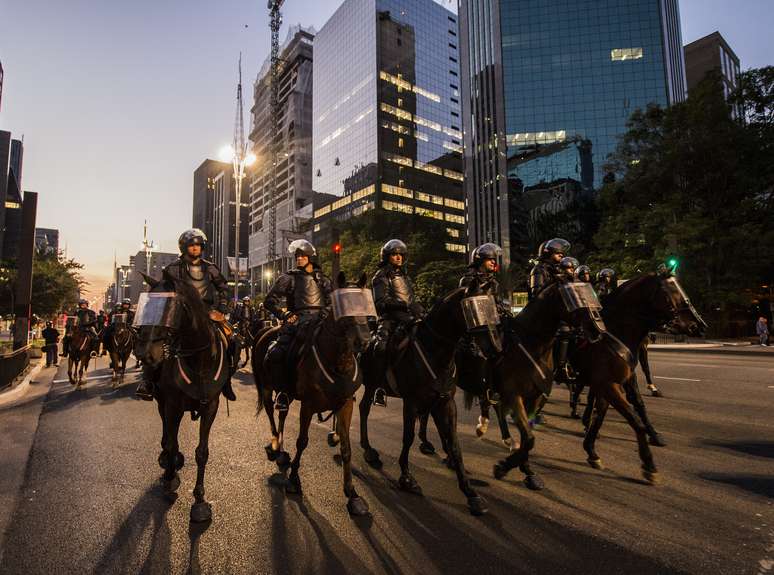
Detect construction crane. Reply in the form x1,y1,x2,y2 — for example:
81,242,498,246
267,0,285,273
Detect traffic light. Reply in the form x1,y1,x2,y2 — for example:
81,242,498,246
667,257,678,270
333,242,342,255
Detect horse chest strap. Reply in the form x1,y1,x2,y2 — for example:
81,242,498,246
517,343,547,381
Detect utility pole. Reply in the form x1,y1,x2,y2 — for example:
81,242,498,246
230,54,250,303
268,0,285,278
141,219,156,277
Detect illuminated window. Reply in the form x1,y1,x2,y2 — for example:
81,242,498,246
383,200,413,214
445,213,465,224
446,228,460,238
351,184,375,201
398,137,404,148
383,184,413,199
443,169,464,182
445,243,466,253
397,98,403,108
313,224,321,232
416,161,442,176
418,208,444,220
444,198,465,210
379,70,441,102
314,204,331,218
506,131,566,147
415,191,431,203
611,48,643,61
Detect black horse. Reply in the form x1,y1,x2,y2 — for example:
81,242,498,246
135,274,231,523
358,281,496,516
252,273,373,516
106,320,134,387
577,271,706,478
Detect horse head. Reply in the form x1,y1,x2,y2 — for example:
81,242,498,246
331,272,372,353
653,268,707,337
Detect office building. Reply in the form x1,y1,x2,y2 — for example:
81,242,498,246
459,0,687,268
685,31,741,115
0,131,26,260
192,159,248,277
311,0,467,254
34,227,59,254
248,25,315,293
125,251,178,305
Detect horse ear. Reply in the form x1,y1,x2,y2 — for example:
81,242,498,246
357,272,367,289
337,271,347,289
140,271,159,288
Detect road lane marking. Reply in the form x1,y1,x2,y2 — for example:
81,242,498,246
653,376,701,382
53,374,115,383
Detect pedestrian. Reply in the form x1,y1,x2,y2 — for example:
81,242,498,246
756,316,769,346
41,320,60,367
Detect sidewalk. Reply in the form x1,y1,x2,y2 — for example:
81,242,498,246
649,341,774,356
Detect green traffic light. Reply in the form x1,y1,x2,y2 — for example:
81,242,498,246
668,258,678,269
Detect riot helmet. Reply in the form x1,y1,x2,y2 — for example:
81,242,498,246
288,239,316,258
558,257,579,279
122,298,131,306
471,243,502,268
178,228,208,254
78,298,88,308
242,296,251,302
575,265,592,283
380,239,408,265
597,268,616,285
540,238,571,261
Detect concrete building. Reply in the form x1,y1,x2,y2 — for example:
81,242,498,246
459,0,687,269
34,228,59,254
192,159,248,279
125,251,178,305
685,31,741,114
311,0,467,255
248,25,315,293
0,131,26,261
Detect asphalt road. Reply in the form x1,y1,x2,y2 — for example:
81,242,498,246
0,351,772,575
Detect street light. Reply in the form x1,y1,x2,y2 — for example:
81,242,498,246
220,144,256,302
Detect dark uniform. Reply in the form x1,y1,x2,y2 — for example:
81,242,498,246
103,300,135,354
231,298,254,328
264,239,332,410
371,239,424,406
595,268,617,297
61,301,98,356
575,265,592,284
528,238,570,301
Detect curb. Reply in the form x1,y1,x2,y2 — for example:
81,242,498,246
0,360,45,408
648,346,774,357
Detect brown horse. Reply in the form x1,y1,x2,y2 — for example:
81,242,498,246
252,273,372,516
107,321,134,387
358,281,497,516
67,328,94,387
134,275,231,523
576,271,706,478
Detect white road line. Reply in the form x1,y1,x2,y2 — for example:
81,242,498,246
53,374,115,384
653,375,701,382
768,385,774,389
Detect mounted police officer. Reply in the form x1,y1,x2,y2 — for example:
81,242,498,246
231,296,254,331
102,298,134,356
457,243,509,402
596,268,617,296
135,228,237,402
264,239,332,412
575,265,592,284
528,238,570,301
61,299,98,357
371,239,425,407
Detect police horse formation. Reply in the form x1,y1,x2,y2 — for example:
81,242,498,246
82,230,707,526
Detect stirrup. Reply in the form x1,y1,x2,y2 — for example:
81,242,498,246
373,388,387,408
484,388,500,405
275,392,290,412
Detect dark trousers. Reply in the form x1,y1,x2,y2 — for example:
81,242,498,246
45,345,58,366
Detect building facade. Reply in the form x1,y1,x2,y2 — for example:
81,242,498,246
311,0,467,254
125,251,178,305
248,26,315,293
459,0,687,268
0,131,25,260
192,159,248,279
685,31,741,113
34,228,59,254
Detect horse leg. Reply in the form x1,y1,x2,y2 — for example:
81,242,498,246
190,399,219,523
286,403,313,494
625,374,666,447
494,396,543,490
336,398,369,516
68,357,75,385
605,383,659,483
570,380,584,419
263,386,283,461
240,343,250,369
583,394,609,469
359,389,381,468
275,405,291,470
162,402,184,498
640,346,660,396
581,385,595,430
397,401,422,495
476,397,490,437
494,403,515,450
417,413,436,455
432,397,487,515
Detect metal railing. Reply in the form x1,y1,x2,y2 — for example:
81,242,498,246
0,345,31,392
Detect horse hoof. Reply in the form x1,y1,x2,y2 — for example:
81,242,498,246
265,444,278,462
164,474,181,496
588,458,604,470
347,496,370,517
524,474,545,491
327,432,340,447
642,467,660,485
419,441,435,455
493,462,508,480
276,451,291,470
570,411,580,419
650,388,663,398
363,448,382,469
467,496,488,516
285,476,301,495
398,474,423,495
475,416,489,437
190,502,212,523
649,434,667,447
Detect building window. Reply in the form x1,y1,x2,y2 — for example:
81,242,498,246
611,48,643,61
383,200,413,214
446,228,460,238
398,137,404,148
445,243,466,253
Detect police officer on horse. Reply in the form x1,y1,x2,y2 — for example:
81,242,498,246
528,238,570,301
61,299,99,357
371,239,425,407
135,228,238,402
264,239,332,412
102,298,134,356
596,268,617,296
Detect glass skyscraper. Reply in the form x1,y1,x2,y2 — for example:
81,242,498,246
312,0,467,253
459,0,686,268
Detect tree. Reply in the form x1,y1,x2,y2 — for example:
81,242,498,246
30,249,86,317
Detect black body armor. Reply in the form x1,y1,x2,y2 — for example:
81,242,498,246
264,267,332,320
162,258,229,312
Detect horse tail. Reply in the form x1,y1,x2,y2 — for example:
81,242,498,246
255,385,265,417
463,390,475,411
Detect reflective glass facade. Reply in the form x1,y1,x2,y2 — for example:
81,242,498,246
312,0,466,250
460,0,686,267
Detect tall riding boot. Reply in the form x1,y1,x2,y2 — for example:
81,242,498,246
372,343,389,407
222,378,237,401
60,337,70,357
136,366,155,401
269,355,289,412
